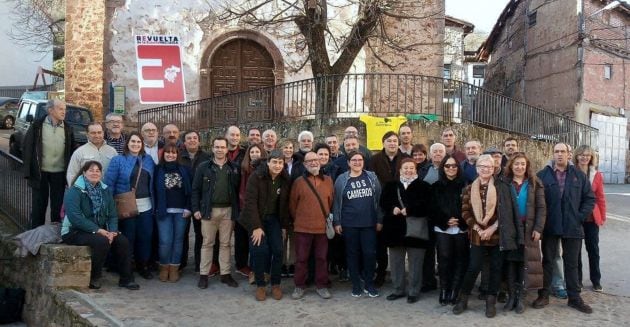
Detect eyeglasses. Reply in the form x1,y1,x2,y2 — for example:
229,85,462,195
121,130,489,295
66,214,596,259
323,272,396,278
304,159,319,164
107,120,123,124
142,129,157,133
476,165,494,170
443,164,458,169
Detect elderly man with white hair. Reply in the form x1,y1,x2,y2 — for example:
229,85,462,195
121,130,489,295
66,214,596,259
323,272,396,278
421,143,446,185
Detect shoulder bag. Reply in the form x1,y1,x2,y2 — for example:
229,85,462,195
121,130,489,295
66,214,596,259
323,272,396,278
302,176,335,239
398,186,429,240
114,158,143,219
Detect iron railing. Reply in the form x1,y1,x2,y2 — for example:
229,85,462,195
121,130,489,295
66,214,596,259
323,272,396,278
0,150,30,231
138,73,597,146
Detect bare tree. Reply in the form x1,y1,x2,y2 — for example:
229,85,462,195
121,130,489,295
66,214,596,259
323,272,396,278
6,0,65,59
217,0,442,114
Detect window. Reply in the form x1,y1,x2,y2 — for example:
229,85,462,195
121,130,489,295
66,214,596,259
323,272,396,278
472,65,485,78
528,11,537,27
443,64,452,79
604,64,612,80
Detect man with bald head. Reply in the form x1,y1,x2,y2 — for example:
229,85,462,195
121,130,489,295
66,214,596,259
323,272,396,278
141,122,160,164
226,126,245,167
23,99,76,228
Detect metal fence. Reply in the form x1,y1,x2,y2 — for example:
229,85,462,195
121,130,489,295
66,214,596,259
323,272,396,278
138,73,597,146
0,150,31,231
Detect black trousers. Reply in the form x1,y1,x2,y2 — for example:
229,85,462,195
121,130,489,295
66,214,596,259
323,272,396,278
422,231,438,288
461,244,501,295
436,232,469,291
578,222,601,285
62,230,134,283
30,172,65,229
328,234,347,269
234,222,250,269
375,230,388,277
542,235,582,299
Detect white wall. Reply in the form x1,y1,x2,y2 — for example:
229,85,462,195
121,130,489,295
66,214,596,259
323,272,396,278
0,1,53,86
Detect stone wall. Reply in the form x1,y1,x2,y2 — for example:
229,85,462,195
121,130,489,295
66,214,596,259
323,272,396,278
65,0,107,121
0,217,96,326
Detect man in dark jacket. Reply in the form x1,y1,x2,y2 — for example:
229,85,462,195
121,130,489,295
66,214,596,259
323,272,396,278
533,142,595,314
192,137,240,289
23,99,75,228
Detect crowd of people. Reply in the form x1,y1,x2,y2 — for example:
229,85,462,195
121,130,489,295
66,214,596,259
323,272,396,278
23,99,607,317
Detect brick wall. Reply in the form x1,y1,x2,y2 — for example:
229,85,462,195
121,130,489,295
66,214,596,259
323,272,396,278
65,0,106,121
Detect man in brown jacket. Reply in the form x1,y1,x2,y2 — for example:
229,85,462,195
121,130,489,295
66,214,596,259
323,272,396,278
289,152,334,300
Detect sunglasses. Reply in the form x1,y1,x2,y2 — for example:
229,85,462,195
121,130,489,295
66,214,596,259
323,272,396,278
444,164,458,169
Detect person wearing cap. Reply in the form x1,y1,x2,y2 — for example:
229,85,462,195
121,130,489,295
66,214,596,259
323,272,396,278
483,147,504,176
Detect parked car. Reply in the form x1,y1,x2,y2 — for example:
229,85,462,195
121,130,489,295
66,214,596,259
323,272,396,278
9,99,93,159
0,97,19,129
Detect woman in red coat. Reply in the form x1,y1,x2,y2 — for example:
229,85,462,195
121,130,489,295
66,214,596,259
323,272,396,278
573,145,606,292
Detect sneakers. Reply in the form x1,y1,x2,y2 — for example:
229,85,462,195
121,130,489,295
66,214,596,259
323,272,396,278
256,287,267,301
351,291,362,298
568,297,593,314
236,266,252,277
364,288,380,298
593,283,603,292
552,288,568,299
209,263,219,277
220,274,238,288
271,285,283,300
197,275,208,289
316,288,332,299
288,265,295,277
292,287,305,300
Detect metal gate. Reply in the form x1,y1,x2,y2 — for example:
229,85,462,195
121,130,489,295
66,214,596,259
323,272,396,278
591,113,627,184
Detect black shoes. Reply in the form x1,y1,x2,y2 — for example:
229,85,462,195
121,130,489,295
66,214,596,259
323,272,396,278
118,281,140,290
89,277,102,290
532,290,549,309
386,293,406,301
198,275,209,289
568,297,593,314
593,283,603,292
439,289,449,306
485,295,497,318
452,293,468,315
220,274,239,288
407,295,419,304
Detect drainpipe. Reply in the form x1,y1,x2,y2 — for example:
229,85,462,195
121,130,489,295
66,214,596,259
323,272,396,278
576,0,586,123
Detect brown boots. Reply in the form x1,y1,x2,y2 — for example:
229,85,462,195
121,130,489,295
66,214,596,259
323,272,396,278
159,264,180,282
255,285,283,301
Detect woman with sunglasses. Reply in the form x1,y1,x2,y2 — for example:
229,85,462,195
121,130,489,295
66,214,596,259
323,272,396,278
431,154,468,306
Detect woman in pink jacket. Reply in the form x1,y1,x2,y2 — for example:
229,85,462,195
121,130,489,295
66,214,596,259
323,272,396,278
573,145,606,292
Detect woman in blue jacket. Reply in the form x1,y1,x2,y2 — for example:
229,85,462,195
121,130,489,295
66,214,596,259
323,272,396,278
333,151,382,298
105,131,155,279
62,160,139,290
154,144,192,282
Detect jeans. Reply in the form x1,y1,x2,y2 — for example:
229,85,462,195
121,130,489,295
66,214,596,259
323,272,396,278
119,209,154,262
250,215,283,286
551,238,566,291
30,171,65,228
461,244,501,295
343,226,377,293
436,232,469,292
578,221,601,285
200,207,233,275
180,217,203,270
542,235,582,299
156,212,188,265
294,232,329,289
62,230,134,283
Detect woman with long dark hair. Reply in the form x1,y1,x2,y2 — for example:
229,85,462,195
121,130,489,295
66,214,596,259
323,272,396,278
431,154,468,305
105,131,156,279
154,144,192,282
502,152,546,313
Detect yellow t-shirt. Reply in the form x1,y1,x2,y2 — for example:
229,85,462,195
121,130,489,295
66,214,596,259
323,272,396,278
359,115,407,150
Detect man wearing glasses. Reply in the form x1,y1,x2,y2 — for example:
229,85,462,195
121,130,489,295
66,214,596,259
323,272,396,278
141,122,159,164
105,113,126,154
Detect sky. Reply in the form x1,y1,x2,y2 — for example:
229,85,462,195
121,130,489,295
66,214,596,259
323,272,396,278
446,0,630,34
445,0,510,33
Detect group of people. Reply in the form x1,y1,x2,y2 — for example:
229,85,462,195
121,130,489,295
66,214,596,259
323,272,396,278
23,99,606,317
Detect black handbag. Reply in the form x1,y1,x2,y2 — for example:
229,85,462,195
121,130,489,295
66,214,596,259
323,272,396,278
397,187,429,240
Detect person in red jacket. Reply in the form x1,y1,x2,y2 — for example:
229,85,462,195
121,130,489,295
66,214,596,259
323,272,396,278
573,145,606,292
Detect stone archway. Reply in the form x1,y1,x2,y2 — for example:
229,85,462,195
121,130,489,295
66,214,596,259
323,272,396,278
200,30,284,99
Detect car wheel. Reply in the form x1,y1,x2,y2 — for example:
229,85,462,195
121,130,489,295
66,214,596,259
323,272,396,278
3,116,14,129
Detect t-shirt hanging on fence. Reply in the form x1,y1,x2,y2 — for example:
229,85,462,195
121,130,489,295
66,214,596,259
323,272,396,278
359,115,407,150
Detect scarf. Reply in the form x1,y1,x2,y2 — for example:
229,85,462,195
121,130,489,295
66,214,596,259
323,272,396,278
471,176,496,226
400,174,418,189
85,179,103,217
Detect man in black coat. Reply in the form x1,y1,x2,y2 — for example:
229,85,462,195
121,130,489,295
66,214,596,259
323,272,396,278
22,99,75,229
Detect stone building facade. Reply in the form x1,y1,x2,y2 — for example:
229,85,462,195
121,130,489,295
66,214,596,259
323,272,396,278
64,0,445,121
443,16,474,82
478,0,629,183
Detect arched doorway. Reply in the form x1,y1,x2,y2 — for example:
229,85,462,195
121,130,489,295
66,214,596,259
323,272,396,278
210,39,275,96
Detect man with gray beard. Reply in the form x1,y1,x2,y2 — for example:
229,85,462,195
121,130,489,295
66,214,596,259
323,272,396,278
289,152,335,300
